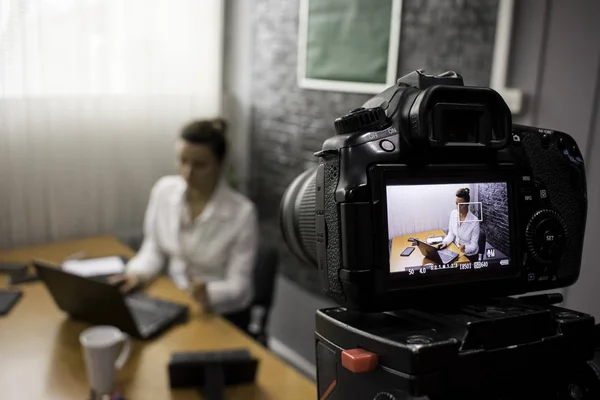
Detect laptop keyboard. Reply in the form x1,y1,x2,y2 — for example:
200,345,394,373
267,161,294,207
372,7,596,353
438,249,459,264
125,294,185,334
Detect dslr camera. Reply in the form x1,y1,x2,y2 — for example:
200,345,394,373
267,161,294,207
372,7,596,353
281,71,598,399
282,70,586,311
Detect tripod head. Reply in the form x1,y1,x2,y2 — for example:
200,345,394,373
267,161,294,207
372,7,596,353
315,295,600,399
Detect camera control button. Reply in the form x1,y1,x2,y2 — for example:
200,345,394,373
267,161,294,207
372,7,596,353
558,135,584,165
541,133,552,147
526,210,567,264
334,107,387,134
538,224,565,259
511,131,522,145
379,139,395,152
341,348,378,373
521,188,535,204
558,136,567,150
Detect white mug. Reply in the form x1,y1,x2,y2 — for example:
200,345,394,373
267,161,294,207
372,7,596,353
80,325,131,396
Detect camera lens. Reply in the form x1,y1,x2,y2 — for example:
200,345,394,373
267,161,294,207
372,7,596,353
279,167,319,267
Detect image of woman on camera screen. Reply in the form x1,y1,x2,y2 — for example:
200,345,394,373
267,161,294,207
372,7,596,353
438,188,480,256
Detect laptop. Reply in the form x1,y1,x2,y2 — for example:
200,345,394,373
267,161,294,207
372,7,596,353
415,239,460,265
33,259,189,339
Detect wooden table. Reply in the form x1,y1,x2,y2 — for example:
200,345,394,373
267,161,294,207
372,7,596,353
0,236,316,400
390,229,470,273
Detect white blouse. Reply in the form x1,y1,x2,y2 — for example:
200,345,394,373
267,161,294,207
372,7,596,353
126,176,258,314
441,209,481,256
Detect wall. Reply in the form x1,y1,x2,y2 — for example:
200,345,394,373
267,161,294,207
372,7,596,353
222,0,254,195
228,0,600,375
397,0,499,86
478,183,510,256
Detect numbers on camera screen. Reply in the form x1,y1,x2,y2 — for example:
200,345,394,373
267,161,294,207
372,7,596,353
408,267,432,275
407,262,492,276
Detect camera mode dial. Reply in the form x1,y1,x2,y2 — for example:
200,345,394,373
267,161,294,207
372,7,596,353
334,107,388,134
525,209,567,265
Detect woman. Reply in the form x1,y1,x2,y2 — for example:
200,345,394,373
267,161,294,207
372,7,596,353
438,188,480,256
111,118,258,323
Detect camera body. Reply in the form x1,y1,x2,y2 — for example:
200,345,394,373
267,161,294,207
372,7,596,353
311,70,587,311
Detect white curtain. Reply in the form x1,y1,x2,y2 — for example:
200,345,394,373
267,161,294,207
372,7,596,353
0,0,224,248
386,183,477,239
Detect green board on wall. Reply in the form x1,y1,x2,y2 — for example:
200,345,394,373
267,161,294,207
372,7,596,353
298,0,401,93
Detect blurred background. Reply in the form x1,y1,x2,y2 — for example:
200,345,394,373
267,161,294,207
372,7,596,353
1,0,599,379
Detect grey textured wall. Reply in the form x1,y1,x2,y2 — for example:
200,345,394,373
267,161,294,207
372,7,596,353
478,183,510,256
398,0,498,85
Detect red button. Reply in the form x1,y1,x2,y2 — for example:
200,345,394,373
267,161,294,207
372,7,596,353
341,348,378,373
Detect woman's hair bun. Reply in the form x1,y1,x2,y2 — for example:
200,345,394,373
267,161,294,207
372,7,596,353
180,118,228,163
455,187,471,201
212,118,227,134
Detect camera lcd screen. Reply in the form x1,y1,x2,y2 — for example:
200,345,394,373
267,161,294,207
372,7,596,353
386,182,511,277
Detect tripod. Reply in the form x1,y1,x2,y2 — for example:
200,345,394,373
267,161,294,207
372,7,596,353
315,295,600,399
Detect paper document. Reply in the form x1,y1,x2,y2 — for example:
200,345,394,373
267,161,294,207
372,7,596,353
62,256,125,277
426,236,444,245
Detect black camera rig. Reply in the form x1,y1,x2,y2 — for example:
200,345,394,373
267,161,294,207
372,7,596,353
280,70,597,399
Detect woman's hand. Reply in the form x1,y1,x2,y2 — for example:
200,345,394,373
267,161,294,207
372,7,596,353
437,243,448,250
459,244,466,253
188,278,209,308
108,274,142,293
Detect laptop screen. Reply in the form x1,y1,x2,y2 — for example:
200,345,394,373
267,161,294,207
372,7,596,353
386,181,512,280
